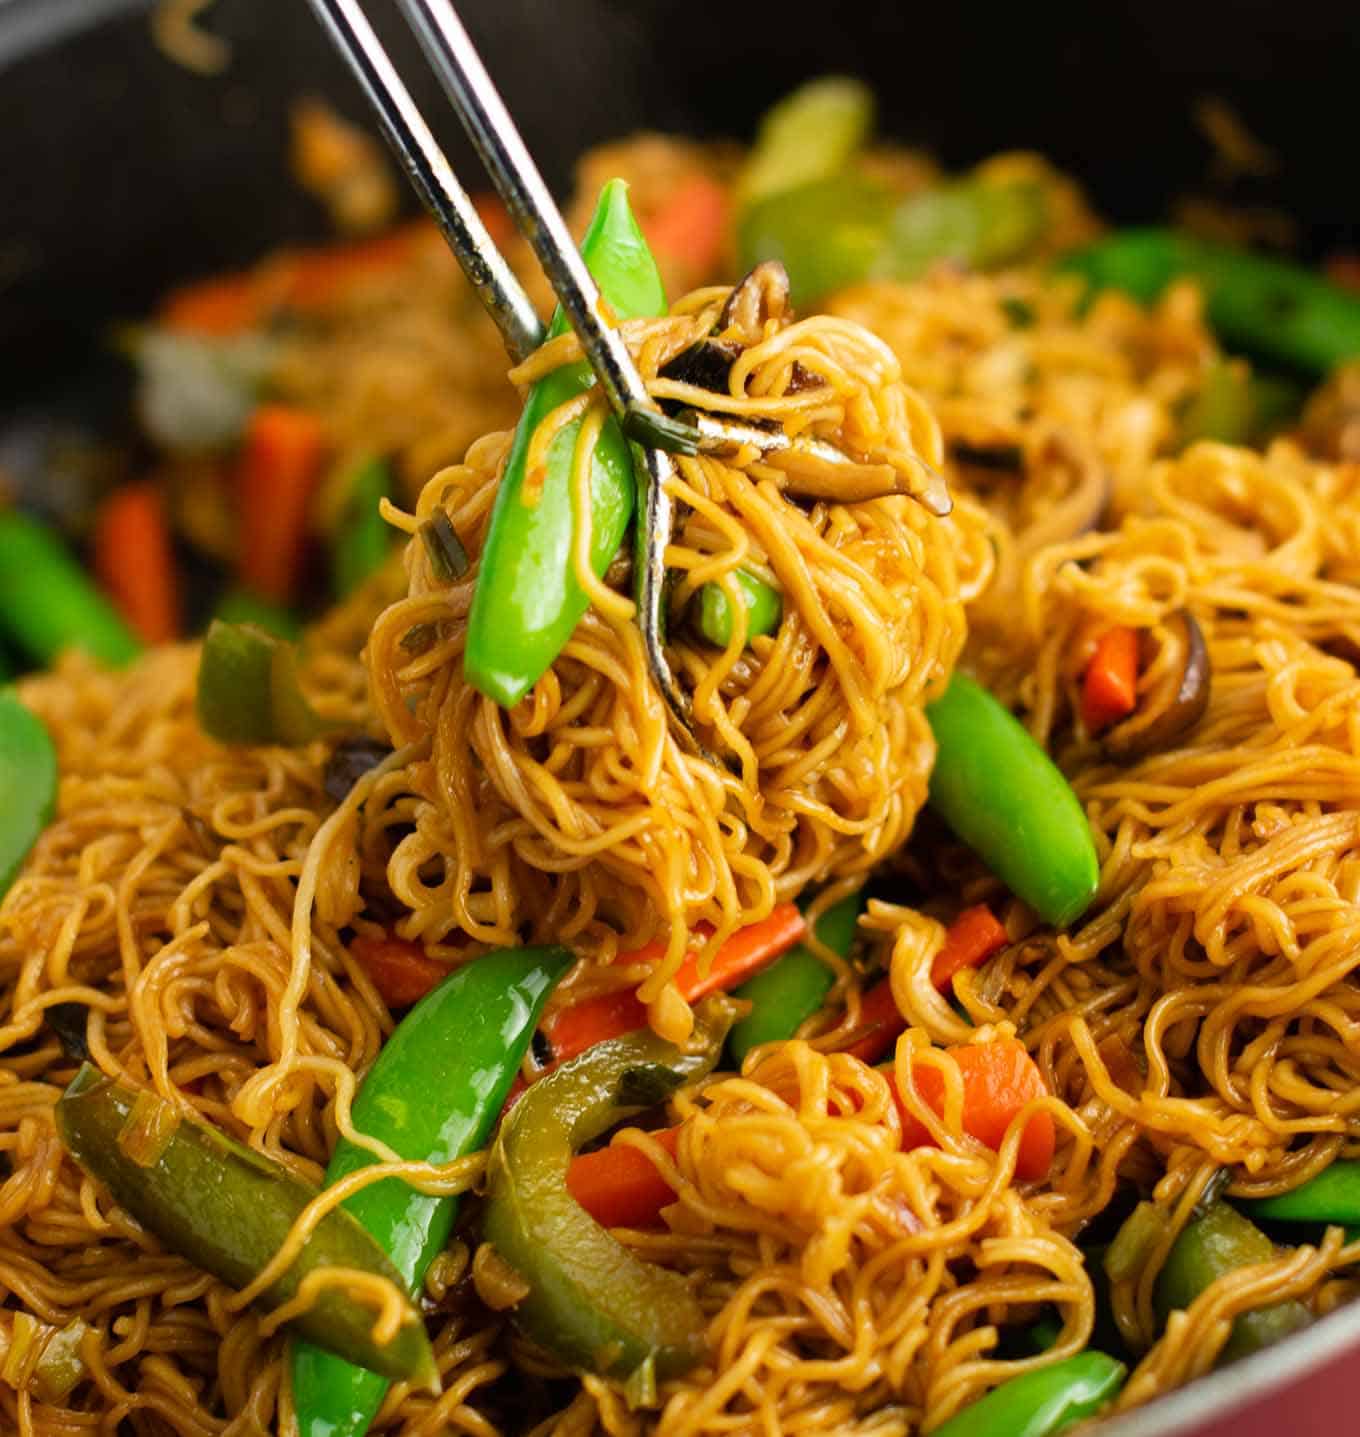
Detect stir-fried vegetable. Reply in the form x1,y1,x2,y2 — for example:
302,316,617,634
734,75,875,209
0,690,57,900
930,1352,1126,1437
92,482,181,644
566,1124,682,1231
55,1064,437,1386
1101,610,1210,761
1061,229,1360,376
464,180,667,709
331,456,394,597
481,999,734,1381
237,404,328,605
845,904,1010,1064
1081,627,1139,733
0,511,141,668
213,588,303,640
926,675,1099,927
292,946,570,1437
694,568,784,648
727,892,863,1065
195,620,332,746
1241,1161,1360,1226
739,176,1047,308
538,906,804,1068
642,173,730,275
1155,1201,1311,1365
892,1037,1056,1181
131,329,274,451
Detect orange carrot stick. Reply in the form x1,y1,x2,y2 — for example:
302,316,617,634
541,904,805,1065
236,404,328,604
642,173,731,274
891,1037,1055,1180
350,934,449,1009
160,272,266,336
92,483,180,644
566,1126,682,1229
843,905,1008,1064
1081,625,1139,733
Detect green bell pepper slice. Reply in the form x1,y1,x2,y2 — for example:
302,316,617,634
332,456,394,597
292,945,571,1437
55,1063,437,1387
464,179,667,708
482,997,735,1382
1155,1201,1311,1365
735,75,875,209
195,620,333,747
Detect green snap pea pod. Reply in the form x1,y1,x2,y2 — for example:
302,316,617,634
292,945,571,1437
0,646,12,683
739,176,1047,308
734,75,875,209
482,998,735,1382
464,180,666,709
931,1352,1126,1437
694,569,783,648
332,457,394,598
214,589,303,641
1155,1201,1311,1364
54,1063,436,1386
0,689,57,899
1060,229,1360,376
0,511,140,668
727,891,862,1065
926,674,1098,927
1179,359,1257,447
1241,1161,1360,1226
196,620,331,746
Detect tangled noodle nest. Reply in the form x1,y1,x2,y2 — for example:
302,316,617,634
7,194,1360,1436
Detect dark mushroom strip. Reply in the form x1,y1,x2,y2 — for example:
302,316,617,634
1103,609,1211,761
949,438,1026,473
323,735,395,804
718,260,791,345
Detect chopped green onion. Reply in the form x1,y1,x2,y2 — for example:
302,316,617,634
420,510,469,582
623,404,701,456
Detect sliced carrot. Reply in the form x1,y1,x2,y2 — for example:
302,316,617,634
892,1037,1055,1181
843,905,1008,1064
566,1126,681,1229
929,904,1009,991
161,272,266,336
541,904,805,1065
642,173,731,274
350,934,449,1009
1080,625,1140,733
237,405,328,604
92,483,180,644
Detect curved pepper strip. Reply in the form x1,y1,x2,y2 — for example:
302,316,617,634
54,1064,436,1386
291,945,571,1437
0,688,57,900
464,179,667,708
930,1352,1125,1437
196,620,332,747
482,997,736,1382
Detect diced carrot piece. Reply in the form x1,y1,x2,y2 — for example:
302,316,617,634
929,904,1009,991
236,405,328,604
160,272,265,336
642,173,731,274
566,1127,681,1229
92,483,180,644
892,1037,1055,1180
1081,626,1139,733
350,934,449,1009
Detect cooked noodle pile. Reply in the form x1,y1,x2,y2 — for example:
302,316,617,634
8,145,1360,1437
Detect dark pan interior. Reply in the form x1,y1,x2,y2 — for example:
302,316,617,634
3,0,1358,405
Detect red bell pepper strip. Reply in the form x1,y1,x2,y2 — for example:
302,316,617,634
642,173,731,275
350,934,450,1010
1080,626,1139,733
566,1126,682,1229
842,904,1008,1064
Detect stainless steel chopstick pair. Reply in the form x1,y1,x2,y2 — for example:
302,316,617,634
305,0,701,753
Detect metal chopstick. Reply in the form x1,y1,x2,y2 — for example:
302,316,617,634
307,0,710,762
303,0,542,364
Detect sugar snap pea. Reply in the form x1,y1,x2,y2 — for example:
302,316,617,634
0,688,57,900
930,1352,1126,1437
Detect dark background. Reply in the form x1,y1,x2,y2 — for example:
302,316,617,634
2,0,1357,397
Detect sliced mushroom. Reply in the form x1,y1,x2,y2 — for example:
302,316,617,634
323,734,395,804
718,260,791,344
1103,609,1211,761
658,338,742,394
949,439,1025,473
